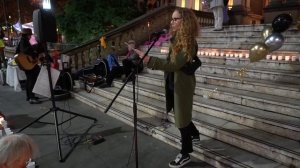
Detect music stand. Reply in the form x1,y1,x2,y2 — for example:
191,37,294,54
103,35,160,168
17,42,97,162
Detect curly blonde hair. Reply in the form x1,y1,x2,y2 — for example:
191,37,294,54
170,8,199,62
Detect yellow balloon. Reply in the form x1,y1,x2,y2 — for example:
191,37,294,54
261,26,273,40
249,43,269,63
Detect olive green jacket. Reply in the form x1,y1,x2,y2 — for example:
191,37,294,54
147,51,196,128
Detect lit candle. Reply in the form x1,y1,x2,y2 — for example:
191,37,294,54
245,53,249,58
0,118,7,128
234,53,239,57
215,52,219,56
0,117,4,126
292,56,297,61
212,52,215,56
278,55,283,60
230,53,234,57
197,51,200,56
200,51,204,55
272,55,277,60
205,52,208,56
220,52,224,56
225,53,230,57
266,55,271,60
239,53,243,58
285,56,290,61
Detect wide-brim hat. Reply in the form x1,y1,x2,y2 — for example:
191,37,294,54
21,28,33,35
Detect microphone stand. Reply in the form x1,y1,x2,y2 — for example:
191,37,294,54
104,35,160,168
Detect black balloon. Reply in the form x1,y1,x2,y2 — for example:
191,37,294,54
272,13,293,33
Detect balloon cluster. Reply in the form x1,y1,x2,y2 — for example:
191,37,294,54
249,14,293,63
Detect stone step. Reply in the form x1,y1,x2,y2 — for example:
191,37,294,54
72,90,290,168
200,56,300,72
139,48,300,72
200,24,300,36
196,41,300,52
201,24,266,32
145,69,300,100
199,63,300,84
111,79,300,140
196,35,300,44
151,30,300,52
196,83,300,118
82,86,300,167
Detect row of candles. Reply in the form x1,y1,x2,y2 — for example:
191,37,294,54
198,51,249,58
198,51,299,62
160,48,300,61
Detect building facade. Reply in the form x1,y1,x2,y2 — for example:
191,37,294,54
139,0,300,25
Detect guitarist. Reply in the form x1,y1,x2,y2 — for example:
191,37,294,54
15,28,41,104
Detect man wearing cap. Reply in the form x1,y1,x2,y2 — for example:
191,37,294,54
15,28,41,104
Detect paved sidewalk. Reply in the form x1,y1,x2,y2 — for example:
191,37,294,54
0,85,211,168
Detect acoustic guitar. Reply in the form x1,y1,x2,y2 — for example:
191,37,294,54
14,53,39,71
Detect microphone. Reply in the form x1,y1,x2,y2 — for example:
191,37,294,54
151,29,168,37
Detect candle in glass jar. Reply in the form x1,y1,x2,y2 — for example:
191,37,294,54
291,56,297,61
245,53,249,58
271,55,277,60
266,55,271,60
277,55,283,60
239,53,243,58
220,52,224,56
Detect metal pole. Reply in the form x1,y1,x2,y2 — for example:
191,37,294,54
1,0,9,37
17,0,22,27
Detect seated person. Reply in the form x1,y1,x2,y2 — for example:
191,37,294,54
0,134,38,168
100,47,124,88
122,40,144,82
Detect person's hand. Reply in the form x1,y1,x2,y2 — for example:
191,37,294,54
134,49,150,63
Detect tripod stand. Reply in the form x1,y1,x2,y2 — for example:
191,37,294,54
104,36,160,168
18,44,97,162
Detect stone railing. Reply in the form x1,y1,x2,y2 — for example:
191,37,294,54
3,6,213,72
60,5,214,72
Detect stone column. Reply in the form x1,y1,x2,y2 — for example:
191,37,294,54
228,0,248,25
264,0,300,23
266,0,300,8
267,0,282,7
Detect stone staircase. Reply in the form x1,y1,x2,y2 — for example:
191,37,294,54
72,24,300,168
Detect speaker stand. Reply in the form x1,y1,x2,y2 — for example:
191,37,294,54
18,44,97,162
